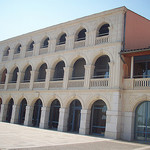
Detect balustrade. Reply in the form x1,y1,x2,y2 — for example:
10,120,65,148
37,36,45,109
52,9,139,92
95,35,109,45
74,40,85,49
7,83,16,89
49,81,63,89
13,53,20,59
25,51,33,57
39,48,48,55
68,80,84,88
19,83,30,89
55,44,65,51
90,78,109,88
33,82,45,89
2,56,9,61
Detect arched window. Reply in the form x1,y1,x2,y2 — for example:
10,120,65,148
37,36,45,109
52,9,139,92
58,33,66,45
18,98,27,125
90,100,107,136
72,58,86,80
3,47,10,56
24,65,32,82
53,61,65,81
27,41,34,51
41,37,49,48
32,99,43,127
1,69,7,84
0,98,2,114
15,44,21,54
37,63,47,82
98,24,110,37
94,55,110,78
49,99,60,129
6,98,14,123
68,99,82,133
11,67,19,83
135,101,150,142
76,29,86,41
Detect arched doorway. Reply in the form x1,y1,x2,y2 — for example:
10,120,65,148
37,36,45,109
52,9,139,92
68,99,82,133
48,99,60,130
18,99,27,125
135,101,150,142
6,98,14,123
90,100,107,136
32,99,43,127
0,98,2,113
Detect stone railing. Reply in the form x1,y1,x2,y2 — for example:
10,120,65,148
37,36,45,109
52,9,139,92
55,44,65,51
0,84,4,89
95,35,109,45
49,81,63,89
123,78,150,90
39,48,48,55
13,53,20,59
90,78,109,88
68,80,84,88
7,83,16,89
2,56,9,61
19,83,30,89
74,40,85,49
33,82,45,89
25,51,33,57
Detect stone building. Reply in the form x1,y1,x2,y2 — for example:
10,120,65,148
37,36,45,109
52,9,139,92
0,6,150,142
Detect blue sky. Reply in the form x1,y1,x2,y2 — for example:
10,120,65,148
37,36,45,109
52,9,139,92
0,0,150,41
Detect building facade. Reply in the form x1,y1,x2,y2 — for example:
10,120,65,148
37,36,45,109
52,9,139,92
0,7,150,142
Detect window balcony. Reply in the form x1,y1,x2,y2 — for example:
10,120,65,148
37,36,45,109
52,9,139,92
74,40,85,49
2,56,9,61
7,83,16,90
123,78,150,90
90,78,109,88
13,53,20,59
39,47,48,55
55,44,65,51
95,35,109,45
19,83,30,89
25,51,33,57
68,79,84,88
0,84,4,90
49,80,63,89
33,82,45,89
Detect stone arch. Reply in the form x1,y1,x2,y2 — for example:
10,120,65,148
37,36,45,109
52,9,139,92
75,27,87,41
40,36,49,48
0,67,7,84
3,46,10,56
86,95,111,111
27,40,34,51
56,32,67,45
14,43,21,54
63,95,84,108
30,97,44,107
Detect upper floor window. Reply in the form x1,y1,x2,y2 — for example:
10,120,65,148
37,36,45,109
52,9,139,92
11,67,19,83
41,37,49,48
134,55,150,78
24,65,32,82
98,24,110,37
76,29,86,41
27,41,34,51
93,55,110,78
15,44,21,54
58,33,66,45
37,63,47,82
3,47,10,56
0,69,7,84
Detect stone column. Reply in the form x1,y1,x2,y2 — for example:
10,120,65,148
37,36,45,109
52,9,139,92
63,67,73,89
20,45,26,58
0,51,3,63
45,69,51,89
87,30,96,46
84,65,95,88
122,112,135,141
58,108,69,132
79,109,91,135
49,39,56,53
33,42,40,56
16,72,22,90
24,106,33,126
39,107,50,129
8,49,15,61
130,56,134,78
65,35,74,50
10,105,20,124
105,92,122,140
0,104,8,121
29,70,38,90
4,73,9,90
108,62,114,88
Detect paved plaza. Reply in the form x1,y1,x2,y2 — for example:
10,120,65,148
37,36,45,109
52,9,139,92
0,122,149,150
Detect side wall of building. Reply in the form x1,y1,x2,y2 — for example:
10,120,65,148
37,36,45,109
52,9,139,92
125,10,150,50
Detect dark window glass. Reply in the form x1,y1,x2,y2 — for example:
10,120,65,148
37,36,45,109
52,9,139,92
6,98,14,123
37,63,47,82
98,24,109,37
59,34,66,45
11,67,19,83
28,41,34,51
77,29,86,41
24,65,32,82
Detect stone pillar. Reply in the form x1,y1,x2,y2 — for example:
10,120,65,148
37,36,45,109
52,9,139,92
49,39,56,53
105,92,122,140
87,30,96,46
29,70,38,90
4,73,9,90
10,105,20,124
0,104,8,121
8,49,15,60
0,51,3,63
47,40,51,53
16,72,22,90
65,35,74,50
108,62,114,88
122,112,135,141
39,107,50,129
130,56,134,78
63,67,73,89
58,108,69,132
33,42,40,56
45,69,51,89
24,106,33,126
20,45,26,58
79,109,91,135
84,65,95,88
